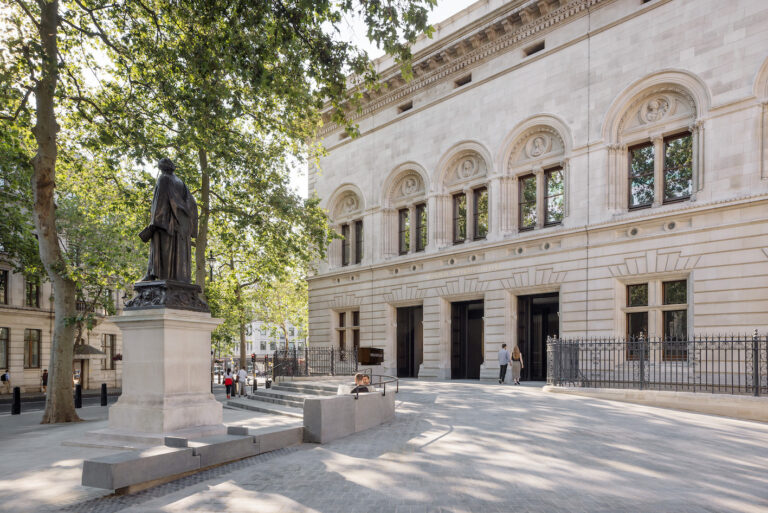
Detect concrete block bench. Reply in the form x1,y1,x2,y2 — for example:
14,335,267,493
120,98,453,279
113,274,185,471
303,390,396,444
82,425,304,493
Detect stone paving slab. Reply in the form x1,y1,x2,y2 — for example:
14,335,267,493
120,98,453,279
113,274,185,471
4,380,763,513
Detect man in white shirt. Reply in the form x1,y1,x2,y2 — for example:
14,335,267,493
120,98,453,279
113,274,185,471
237,367,248,396
498,344,511,384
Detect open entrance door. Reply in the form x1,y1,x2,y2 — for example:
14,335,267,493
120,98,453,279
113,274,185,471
396,306,423,378
517,293,559,381
450,300,484,379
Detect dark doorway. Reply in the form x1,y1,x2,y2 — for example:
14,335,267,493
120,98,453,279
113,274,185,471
451,300,484,379
517,293,559,381
396,306,423,378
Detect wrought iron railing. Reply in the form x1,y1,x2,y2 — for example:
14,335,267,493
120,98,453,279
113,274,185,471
272,347,358,379
547,334,768,396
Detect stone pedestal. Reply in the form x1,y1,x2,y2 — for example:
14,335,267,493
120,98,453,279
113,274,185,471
108,308,223,434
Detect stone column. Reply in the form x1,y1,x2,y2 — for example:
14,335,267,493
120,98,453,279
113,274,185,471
108,309,223,434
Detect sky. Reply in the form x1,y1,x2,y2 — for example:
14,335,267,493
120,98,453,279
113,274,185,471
289,0,472,198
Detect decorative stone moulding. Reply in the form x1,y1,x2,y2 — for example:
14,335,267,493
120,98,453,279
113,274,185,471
319,0,607,138
125,280,209,313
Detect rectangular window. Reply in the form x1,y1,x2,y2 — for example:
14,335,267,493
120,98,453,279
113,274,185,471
473,187,488,240
452,193,467,243
354,220,364,264
454,74,472,88
519,174,537,230
545,168,564,225
352,329,360,352
398,208,410,255
341,224,350,266
338,329,346,352
415,203,427,252
102,334,116,370
0,327,8,370
663,280,688,360
626,283,648,360
24,328,41,368
352,310,360,327
25,278,40,308
260,341,266,351
338,312,346,329
627,283,648,307
628,143,654,209
663,133,693,203
524,41,545,57
0,270,8,305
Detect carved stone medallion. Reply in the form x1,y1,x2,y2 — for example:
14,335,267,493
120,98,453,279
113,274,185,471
526,135,551,158
641,97,670,123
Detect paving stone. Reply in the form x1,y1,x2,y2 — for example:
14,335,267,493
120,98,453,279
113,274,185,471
23,381,768,512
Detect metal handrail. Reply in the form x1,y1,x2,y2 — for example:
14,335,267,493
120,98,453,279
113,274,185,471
354,373,399,400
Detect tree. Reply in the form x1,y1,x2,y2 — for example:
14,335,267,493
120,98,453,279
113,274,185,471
254,271,309,352
1,0,434,422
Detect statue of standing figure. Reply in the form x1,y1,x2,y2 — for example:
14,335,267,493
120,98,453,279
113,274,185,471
139,158,197,283
126,157,208,312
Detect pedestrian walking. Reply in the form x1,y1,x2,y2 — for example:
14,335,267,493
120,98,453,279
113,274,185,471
41,369,48,393
237,367,248,396
498,344,511,384
511,345,524,385
224,368,234,399
1,370,10,394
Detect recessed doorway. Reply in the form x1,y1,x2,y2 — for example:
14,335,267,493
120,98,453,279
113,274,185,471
396,306,423,378
517,293,559,381
450,300,484,379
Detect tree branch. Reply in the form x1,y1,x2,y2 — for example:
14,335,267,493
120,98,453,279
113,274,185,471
13,0,40,29
0,87,33,121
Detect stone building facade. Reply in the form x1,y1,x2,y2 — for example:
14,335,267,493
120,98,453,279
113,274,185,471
308,0,768,380
0,263,123,393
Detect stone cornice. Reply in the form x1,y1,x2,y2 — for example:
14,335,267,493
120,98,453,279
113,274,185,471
319,0,605,138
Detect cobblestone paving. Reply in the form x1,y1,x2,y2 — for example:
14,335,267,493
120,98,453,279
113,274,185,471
56,382,768,512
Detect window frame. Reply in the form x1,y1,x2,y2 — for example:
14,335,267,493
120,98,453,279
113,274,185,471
23,328,41,369
0,269,8,305
335,309,360,357
518,174,537,231
341,224,350,267
0,327,8,370
398,208,410,255
415,203,427,252
102,334,116,370
544,167,564,226
627,141,655,210
354,219,364,264
25,277,40,308
662,131,693,204
472,186,488,240
452,192,467,244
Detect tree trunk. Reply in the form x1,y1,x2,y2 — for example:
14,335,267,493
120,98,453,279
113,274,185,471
33,0,80,424
195,148,210,292
282,323,289,352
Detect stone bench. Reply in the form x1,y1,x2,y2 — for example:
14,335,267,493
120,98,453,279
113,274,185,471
82,425,303,492
303,390,396,444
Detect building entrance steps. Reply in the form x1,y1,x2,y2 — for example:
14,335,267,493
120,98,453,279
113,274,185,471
225,380,341,418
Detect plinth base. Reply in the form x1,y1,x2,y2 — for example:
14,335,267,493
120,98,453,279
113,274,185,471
108,308,223,434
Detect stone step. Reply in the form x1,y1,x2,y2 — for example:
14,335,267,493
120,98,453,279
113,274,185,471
226,397,303,418
247,391,306,408
272,382,339,396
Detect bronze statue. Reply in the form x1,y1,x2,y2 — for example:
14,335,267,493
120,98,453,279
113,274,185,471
126,158,208,312
139,158,197,283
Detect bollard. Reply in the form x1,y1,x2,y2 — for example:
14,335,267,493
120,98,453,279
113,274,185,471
266,379,271,389
11,386,20,415
253,379,257,393
74,384,82,408
101,383,108,406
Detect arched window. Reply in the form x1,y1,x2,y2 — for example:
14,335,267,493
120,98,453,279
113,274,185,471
434,146,490,247
504,122,569,232
604,72,709,212
381,166,428,257
329,187,365,267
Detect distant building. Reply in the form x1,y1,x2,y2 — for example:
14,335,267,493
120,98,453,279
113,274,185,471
247,320,303,356
0,263,123,392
